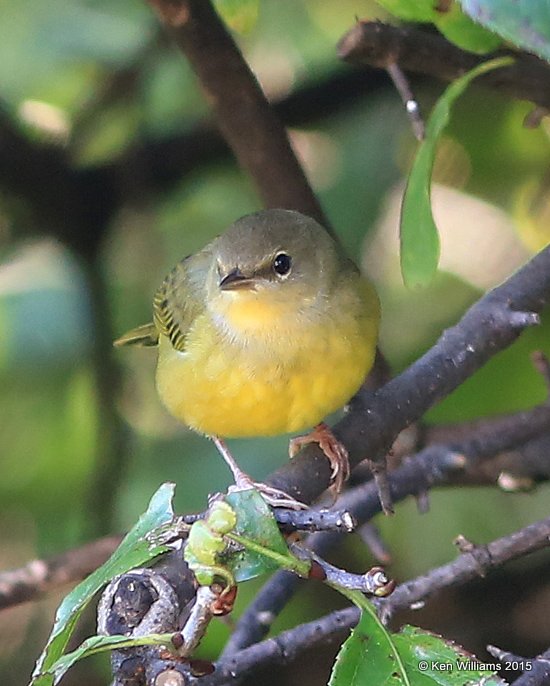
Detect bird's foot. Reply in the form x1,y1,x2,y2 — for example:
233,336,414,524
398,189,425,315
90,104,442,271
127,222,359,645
228,477,308,510
211,435,307,510
289,422,350,495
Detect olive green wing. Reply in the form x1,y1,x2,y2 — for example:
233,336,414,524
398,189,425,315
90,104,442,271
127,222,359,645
114,248,212,352
113,322,159,347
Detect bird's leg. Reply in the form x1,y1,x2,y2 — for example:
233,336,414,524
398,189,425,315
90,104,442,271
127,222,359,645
289,422,350,495
211,436,251,490
211,436,308,510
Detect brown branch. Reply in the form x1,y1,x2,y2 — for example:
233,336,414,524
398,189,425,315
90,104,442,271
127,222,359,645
0,64,388,255
488,645,550,686
425,430,550,488
267,243,550,504
223,394,550,656
338,21,550,110
147,0,328,228
153,516,550,685
0,536,121,611
381,516,550,620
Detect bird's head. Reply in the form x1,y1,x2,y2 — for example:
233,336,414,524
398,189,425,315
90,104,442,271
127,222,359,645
206,209,344,337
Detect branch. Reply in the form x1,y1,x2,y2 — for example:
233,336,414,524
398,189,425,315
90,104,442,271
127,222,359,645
266,243,550,503
1,64,388,254
181,516,550,685
0,536,121,611
381,516,550,620
147,0,328,227
514,650,550,686
425,429,550,489
3,348,548,616
488,645,550,686
224,393,550,654
338,21,550,110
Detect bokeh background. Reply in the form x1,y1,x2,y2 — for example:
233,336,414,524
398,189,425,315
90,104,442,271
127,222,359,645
1,1,550,684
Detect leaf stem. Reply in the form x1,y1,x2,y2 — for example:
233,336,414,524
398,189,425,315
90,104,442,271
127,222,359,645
225,532,311,577
227,530,410,686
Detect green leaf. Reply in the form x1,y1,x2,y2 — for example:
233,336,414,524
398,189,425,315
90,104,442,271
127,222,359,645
330,619,505,686
329,609,407,686
400,56,513,289
459,0,550,63
224,489,290,582
435,3,501,53
375,0,436,22
30,483,176,686
213,0,259,33
395,626,505,685
376,0,500,53
42,633,175,685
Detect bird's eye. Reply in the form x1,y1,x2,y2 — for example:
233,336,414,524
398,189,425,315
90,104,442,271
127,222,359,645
273,253,292,276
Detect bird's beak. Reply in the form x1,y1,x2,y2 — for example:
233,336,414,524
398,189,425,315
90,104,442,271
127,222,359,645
219,268,256,291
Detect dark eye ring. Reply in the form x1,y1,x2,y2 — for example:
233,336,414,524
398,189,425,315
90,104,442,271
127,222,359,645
273,252,292,276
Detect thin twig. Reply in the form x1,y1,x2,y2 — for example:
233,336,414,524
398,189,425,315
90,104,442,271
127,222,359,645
380,516,550,620
185,516,550,685
224,391,550,654
273,507,355,534
385,62,425,140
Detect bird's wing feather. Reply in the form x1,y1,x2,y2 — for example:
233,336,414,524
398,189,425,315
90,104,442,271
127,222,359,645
113,322,159,347
152,248,211,352
113,247,212,351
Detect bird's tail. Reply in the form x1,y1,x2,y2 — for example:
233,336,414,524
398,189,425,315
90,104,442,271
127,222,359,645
113,323,159,347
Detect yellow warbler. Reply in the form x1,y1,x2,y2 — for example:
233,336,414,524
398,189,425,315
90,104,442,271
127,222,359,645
115,209,379,501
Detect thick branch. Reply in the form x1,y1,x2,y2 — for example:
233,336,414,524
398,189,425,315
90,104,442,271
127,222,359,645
147,0,328,227
338,21,550,110
267,245,550,503
506,647,550,686
4,319,549,618
188,516,550,685
224,396,550,654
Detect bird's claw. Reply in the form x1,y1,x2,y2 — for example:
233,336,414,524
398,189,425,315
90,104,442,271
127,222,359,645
228,477,308,510
289,422,350,495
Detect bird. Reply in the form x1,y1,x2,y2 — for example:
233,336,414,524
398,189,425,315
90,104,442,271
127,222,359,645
115,209,380,505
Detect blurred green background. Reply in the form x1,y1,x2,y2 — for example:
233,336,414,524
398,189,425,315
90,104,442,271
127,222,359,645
1,1,550,684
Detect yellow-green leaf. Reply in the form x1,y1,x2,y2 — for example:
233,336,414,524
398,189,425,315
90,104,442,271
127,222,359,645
400,56,513,289
30,483,175,686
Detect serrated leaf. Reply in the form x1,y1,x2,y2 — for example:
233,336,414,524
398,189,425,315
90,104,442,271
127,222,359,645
30,483,176,686
329,609,407,686
400,56,513,289
224,489,289,582
459,0,550,63
330,618,505,686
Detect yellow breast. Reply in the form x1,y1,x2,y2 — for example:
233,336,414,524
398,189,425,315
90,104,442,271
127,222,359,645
155,279,378,438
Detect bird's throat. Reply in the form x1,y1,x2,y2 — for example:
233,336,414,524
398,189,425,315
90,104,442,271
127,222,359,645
215,290,290,338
